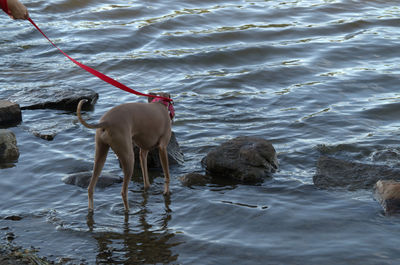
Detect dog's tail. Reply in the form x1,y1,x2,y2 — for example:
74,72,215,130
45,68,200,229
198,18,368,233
77,99,106,129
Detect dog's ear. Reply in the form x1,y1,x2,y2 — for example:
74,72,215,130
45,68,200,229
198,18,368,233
148,92,157,103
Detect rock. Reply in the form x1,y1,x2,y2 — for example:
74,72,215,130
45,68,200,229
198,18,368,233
374,180,400,214
32,131,56,141
21,112,77,141
0,129,19,163
0,244,52,264
313,156,400,190
202,136,278,183
371,148,400,167
62,171,122,188
134,131,184,169
5,232,15,241
7,86,98,111
0,100,22,127
180,173,211,187
4,215,22,221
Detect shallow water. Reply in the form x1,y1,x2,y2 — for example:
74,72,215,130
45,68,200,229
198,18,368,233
1,0,400,264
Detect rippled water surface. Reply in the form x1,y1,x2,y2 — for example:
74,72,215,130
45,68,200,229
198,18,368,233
1,0,400,264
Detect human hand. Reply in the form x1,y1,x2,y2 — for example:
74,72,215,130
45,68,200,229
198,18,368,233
7,0,29,19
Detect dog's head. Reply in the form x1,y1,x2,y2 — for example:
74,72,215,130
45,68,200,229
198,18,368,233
147,92,171,103
148,92,175,120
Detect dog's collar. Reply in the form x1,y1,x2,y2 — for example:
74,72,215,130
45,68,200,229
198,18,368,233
151,98,175,120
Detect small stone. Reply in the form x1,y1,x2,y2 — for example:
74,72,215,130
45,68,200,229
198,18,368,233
4,215,22,221
180,173,211,187
374,180,400,214
0,100,22,127
0,129,19,163
32,131,56,141
5,232,15,241
62,171,123,188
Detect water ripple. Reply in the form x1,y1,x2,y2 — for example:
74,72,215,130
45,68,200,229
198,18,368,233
1,0,400,264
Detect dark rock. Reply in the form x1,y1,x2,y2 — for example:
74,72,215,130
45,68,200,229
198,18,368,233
7,86,98,111
374,180,400,214
180,173,211,187
4,215,22,221
0,100,22,127
21,111,75,141
0,129,19,163
5,232,15,241
313,156,400,190
32,131,56,141
62,171,122,188
371,148,400,167
134,131,184,169
202,136,278,184
0,244,51,264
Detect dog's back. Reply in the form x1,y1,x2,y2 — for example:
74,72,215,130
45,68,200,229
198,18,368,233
99,102,171,150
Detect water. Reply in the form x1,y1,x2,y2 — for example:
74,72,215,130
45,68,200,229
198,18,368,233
1,0,400,264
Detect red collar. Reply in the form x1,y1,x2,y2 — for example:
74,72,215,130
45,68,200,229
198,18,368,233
151,98,175,120
0,0,11,15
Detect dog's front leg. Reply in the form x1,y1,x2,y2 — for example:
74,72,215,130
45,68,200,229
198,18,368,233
139,149,151,190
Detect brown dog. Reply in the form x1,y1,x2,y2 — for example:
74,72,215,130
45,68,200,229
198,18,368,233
76,93,174,212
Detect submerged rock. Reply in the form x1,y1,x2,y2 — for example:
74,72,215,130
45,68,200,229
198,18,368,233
0,100,22,127
374,180,400,215
8,86,98,111
32,130,56,141
62,171,122,188
0,129,19,163
313,156,400,190
202,136,278,184
134,131,184,169
180,173,211,187
4,215,23,221
21,110,79,141
371,148,400,167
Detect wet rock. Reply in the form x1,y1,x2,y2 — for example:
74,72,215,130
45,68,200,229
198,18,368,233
8,86,98,111
5,232,15,241
32,131,56,141
313,156,400,190
21,111,77,141
180,173,211,187
202,136,278,184
0,129,19,163
374,180,400,214
371,148,400,167
62,171,122,188
0,100,22,127
0,244,51,264
4,215,22,221
134,131,184,169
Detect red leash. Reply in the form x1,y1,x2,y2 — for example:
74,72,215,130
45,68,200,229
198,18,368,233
27,17,172,102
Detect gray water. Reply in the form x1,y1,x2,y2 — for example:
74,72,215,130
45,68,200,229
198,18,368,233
1,0,400,264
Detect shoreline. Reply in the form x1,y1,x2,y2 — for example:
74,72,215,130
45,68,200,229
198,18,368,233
0,243,52,265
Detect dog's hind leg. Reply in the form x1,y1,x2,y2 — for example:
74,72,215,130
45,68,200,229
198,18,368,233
88,138,109,211
139,149,151,190
111,136,134,212
158,146,170,195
